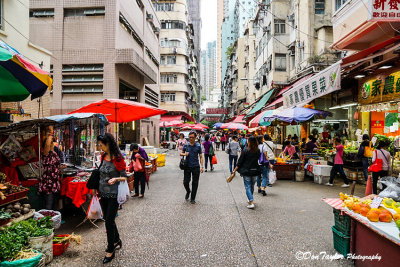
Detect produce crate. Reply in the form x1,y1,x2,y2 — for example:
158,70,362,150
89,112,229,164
314,175,330,184
332,226,350,257
333,208,351,236
14,189,29,200
0,193,15,206
53,235,70,256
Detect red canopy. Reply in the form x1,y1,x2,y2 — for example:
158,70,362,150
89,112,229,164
232,115,246,123
68,99,167,123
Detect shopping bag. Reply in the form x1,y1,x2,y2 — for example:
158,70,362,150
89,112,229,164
211,155,217,165
269,170,277,185
117,180,130,205
134,155,144,172
87,195,102,219
364,141,374,158
368,151,382,172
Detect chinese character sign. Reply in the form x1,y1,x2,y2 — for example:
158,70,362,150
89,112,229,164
359,70,400,105
283,62,341,108
206,108,229,114
369,0,400,21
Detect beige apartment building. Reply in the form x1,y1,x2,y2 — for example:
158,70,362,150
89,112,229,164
29,0,161,146
154,0,200,120
0,0,52,122
217,0,224,94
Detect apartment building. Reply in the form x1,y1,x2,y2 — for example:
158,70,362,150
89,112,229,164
217,0,224,96
29,0,161,146
154,0,200,120
0,0,51,122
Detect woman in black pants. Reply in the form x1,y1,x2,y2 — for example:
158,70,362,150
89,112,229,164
371,141,391,194
96,134,127,264
130,143,149,198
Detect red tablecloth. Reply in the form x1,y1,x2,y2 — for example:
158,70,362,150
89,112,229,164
61,177,89,208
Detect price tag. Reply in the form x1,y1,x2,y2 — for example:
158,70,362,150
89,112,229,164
370,196,383,209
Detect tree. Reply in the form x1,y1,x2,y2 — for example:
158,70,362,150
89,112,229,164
226,44,234,60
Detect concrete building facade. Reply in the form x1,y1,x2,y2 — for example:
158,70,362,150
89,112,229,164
217,0,224,97
154,0,201,120
0,0,52,122
29,0,161,146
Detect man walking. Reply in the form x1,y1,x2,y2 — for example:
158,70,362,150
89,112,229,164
181,132,204,204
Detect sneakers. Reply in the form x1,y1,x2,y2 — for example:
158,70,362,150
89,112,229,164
190,200,196,204
247,203,255,209
258,188,262,193
185,191,191,200
261,190,267,196
267,184,272,187
325,183,333,186
341,184,350,188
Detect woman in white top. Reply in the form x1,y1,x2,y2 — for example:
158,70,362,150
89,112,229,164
371,140,391,194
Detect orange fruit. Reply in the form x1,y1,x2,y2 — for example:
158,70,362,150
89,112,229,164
367,210,380,222
379,212,393,223
360,207,370,217
393,213,400,221
352,203,362,214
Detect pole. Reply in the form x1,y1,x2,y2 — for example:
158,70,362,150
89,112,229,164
115,103,118,143
38,125,41,179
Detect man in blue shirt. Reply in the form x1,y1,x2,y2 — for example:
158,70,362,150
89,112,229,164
180,131,204,204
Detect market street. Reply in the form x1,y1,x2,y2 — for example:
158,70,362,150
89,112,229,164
51,150,366,267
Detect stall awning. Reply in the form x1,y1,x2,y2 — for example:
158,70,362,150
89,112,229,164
265,97,283,110
232,115,246,123
342,35,400,67
283,61,341,108
246,89,274,117
160,115,182,122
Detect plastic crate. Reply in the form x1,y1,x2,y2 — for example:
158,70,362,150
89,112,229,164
53,235,70,256
332,226,350,257
333,209,351,236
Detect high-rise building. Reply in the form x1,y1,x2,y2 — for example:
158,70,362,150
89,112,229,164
217,0,224,95
221,0,236,88
30,0,161,146
154,0,201,120
187,0,202,61
233,0,257,40
201,50,208,99
201,41,217,101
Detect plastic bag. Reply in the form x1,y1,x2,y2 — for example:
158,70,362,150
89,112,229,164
87,195,103,219
34,209,62,230
378,176,400,201
211,155,217,165
134,154,144,172
269,170,277,185
117,180,130,205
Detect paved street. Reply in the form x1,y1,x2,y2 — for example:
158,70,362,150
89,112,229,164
51,150,366,267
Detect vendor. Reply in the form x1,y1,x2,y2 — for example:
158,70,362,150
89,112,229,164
304,135,318,153
280,141,298,159
39,136,65,210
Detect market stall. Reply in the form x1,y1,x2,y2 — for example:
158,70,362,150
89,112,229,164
323,192,400,266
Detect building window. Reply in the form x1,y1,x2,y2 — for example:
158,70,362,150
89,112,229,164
62,86,103,94
119,13,144,47
62,64,104,72
274,19,286,34
30,9,55,18
275,53,286,71
62,75,103,83
315,0,325,14
153,3,174,11
161,20,185,30
335,0,348,11
145,86,159,107
161,93,176,102
136,0,144,9
160,74,178,83
64,8,105,17
160,38,186,49
167,56,176,64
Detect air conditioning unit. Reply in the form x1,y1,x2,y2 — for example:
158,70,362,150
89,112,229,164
146,13,154,22
288,14,294,22
297,41,304,48
173,47,177,54
263,25,271,32
289,50,295,56
154,27,160,34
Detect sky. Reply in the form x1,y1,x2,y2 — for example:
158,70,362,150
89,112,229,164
201,0,217,50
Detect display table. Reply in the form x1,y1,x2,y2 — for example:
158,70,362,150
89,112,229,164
273,164,297,180
60,177,89,208
324,198,400,266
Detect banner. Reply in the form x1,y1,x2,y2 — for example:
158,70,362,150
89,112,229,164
369,0,400,21
206,108,229,114
359,70,400,105
203,117,222,122
283,61,341,108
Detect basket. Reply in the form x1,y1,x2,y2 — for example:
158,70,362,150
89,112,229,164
14,189,29,200
331,226,350,257
0,251,43,267
53,235,70,256
333,209,351,236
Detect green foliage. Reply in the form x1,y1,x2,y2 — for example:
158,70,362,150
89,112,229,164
226,44,234,60
200,120,215,128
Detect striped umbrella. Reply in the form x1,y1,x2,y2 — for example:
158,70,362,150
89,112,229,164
249,110,274,127
0,41,52,102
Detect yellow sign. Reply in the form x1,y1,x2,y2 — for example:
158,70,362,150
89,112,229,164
359,70,400,105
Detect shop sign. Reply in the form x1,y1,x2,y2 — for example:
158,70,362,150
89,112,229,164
283,61,341,108
206,108,229,114
369,0,400,21
359,70,400,105
203,117,222,122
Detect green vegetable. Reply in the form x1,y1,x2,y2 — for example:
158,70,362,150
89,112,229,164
0,209,11,220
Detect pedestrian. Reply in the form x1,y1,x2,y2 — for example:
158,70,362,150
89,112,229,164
181,131,204,204
305,135,318,153
226,135,241,173
176,133,188,153
130,143,149,198
280,141,298,159
221,133,227,151
202,134,214,172
39,136,64,210
239,134,247,150
232,136,261,209
256,136,269,196
357,134,371,182
215,134,221,150
263,134,275,187
371,141,391,194
96,133,127,264
326,137,349,187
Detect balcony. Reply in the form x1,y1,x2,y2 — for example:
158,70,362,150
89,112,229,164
332,0,400,50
